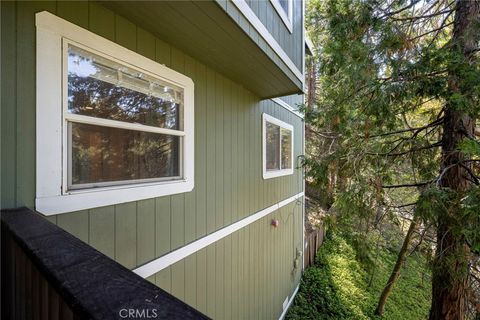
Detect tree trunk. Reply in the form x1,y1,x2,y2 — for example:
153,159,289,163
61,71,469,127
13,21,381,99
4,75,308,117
306,56,317,109
429,1,479,319
375,217,418,316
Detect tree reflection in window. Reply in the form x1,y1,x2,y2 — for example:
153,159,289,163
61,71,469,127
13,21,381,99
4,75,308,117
278,0,289,15
68,45,183,130
66,45,184,188
266,122,280,170
265,119,292,172
281,128,292,169
71,123,180,186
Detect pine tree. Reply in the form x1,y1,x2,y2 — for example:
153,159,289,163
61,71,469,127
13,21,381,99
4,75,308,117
430,2,479,318
305,0,480,318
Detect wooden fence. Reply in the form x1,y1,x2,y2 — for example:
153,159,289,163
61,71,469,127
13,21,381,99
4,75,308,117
304,226,325,268
1,207,210,320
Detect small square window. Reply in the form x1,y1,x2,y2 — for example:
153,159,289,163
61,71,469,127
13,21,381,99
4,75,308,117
262,113,294,179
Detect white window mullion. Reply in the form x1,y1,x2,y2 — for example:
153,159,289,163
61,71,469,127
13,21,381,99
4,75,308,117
64,114,186,137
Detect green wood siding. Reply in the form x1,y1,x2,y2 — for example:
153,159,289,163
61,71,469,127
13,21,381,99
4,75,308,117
246,0,304,73
219,0,304,89
154,200,304,320
1,1,17,209
1,1,304,318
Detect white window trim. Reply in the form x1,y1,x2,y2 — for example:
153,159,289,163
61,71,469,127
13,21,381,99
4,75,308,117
262,113,294,179
35,11,194,215
270,0,293,33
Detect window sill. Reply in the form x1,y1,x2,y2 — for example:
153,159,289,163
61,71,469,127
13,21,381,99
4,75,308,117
263,169,294,180
35,179,193,215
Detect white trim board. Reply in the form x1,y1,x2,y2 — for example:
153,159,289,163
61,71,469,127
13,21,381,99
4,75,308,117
271,98,304,119
279,284,300,320
133,191,304,278
231,0,304,84
270,0,293,33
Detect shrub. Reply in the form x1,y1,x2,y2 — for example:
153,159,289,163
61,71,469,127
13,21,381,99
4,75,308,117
286,232,431,320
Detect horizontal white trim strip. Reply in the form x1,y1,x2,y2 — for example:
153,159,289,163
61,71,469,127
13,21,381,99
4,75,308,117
271,98,304,119
65,113,186,136
231,0,304,84
133,191,304,278
279,284,300,320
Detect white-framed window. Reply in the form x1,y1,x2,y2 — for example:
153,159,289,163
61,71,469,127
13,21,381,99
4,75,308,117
35,12,194,215
270,0,293,33
262,113,294,179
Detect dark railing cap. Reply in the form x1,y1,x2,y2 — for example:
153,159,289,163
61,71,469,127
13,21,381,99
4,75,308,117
1,207,210,320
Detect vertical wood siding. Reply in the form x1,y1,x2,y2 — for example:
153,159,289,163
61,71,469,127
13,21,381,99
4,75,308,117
280,94,305,110
221,0,304,87
244,0,304,73
1,1,305,318
149,200,305,320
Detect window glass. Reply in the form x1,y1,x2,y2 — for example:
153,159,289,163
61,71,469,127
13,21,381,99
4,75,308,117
68,45,183,130
281,128,292,169
279,0,289,14
66,45,185,189
70,123,180,187
266,122,280,171
263,114,294,178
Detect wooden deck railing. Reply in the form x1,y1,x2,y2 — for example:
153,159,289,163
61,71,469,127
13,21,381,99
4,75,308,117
1,207,210,320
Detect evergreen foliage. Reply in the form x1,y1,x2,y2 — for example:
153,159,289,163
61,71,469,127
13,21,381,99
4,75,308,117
286,232,431,320
304,0,479,317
